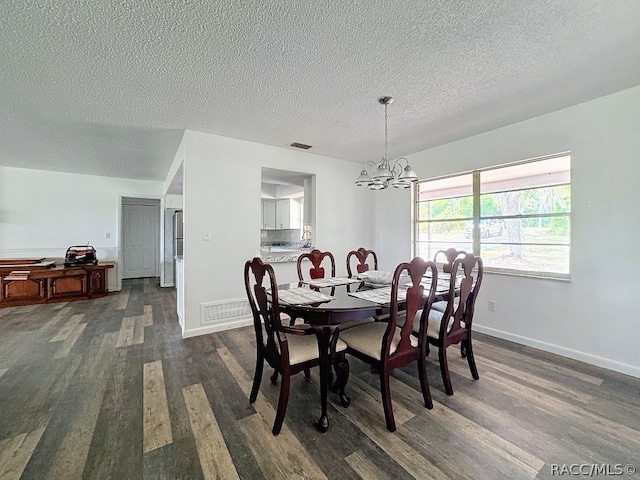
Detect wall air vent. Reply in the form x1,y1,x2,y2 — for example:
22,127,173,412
200,298,251,325
290,142,312,150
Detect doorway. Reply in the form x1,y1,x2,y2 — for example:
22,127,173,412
122,197,160,279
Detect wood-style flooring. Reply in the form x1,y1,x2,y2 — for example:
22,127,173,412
0,278,638,479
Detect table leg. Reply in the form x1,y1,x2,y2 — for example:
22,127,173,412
334,357,351,408
315,326,331,432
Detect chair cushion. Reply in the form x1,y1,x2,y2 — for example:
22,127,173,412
431,300,459,313
412,309,465,339
339,322,417,361
286,334,347,365
431,300,446,312
279,314,307,327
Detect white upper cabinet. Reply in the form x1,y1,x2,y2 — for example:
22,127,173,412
275,198,302,230
261,198,301,230
275,199,290,229
262,199,276,229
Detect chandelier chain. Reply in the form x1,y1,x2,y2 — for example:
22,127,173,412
384,102,388,163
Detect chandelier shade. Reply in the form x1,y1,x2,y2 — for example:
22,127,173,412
354,97,420,190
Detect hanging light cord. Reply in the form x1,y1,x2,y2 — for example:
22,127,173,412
384,101,388,165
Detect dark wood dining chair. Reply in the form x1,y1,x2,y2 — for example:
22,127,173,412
432,248,466,312
295,249,352,397
433,248,467,274
244,257,348,435
346,247,389,317
346,248,378,277
338,257,438,432
295,248,336,309
297,249,336,282
411,253,483,395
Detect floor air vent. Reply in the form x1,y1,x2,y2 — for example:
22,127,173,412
200,298,251,324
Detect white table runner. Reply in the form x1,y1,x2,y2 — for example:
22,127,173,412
304,277,363,288
277,287,336,305
347,286,407,305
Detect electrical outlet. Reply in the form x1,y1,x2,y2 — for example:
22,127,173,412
202,230,211,241
488,300,496,312
105,232,111,239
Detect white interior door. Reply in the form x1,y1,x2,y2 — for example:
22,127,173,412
122,201,159,279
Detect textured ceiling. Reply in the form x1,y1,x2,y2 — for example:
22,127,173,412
1,0,640,182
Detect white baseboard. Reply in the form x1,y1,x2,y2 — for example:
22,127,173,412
180,318,640,379
183,317,253,339
474,324,640,379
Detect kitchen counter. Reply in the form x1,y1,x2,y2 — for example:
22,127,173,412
260,247,313,263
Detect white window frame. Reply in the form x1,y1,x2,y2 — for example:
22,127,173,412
413,152,571,280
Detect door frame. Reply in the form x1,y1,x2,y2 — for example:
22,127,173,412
116,193,163,291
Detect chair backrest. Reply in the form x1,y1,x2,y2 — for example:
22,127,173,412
384,257,438,359
441,253,483,339
244,257,284,350
346,248,378,277
434,248,467,274
297,249,336,281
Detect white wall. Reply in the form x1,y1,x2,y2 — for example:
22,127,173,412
164,135,185,195
374,86,640,377
0,166,163,291
180,131,374,338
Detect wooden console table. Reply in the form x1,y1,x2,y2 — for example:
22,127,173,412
0,260,115,308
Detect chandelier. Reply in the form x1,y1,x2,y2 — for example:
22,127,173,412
354,96,419,190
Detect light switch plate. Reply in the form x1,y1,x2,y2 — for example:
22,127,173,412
203,231,211,241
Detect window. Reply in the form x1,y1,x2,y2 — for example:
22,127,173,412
414,153,571,279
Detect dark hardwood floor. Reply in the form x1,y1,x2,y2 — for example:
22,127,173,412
0,279,638,479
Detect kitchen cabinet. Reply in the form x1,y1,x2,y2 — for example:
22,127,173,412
262,198,301,230
275,199,290,229
276,198,302,230
262,199,276,229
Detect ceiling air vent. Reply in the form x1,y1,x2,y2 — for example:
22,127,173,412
290,142,312,150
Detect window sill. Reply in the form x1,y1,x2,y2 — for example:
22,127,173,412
484,267,570,282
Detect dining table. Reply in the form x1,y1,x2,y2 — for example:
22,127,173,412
276,273,454,432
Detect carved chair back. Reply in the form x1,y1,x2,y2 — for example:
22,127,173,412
439,253,483,341
297,249,336,281
346,248,378,277
244,257,284,352
385,257,438,362
434,248,467,274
